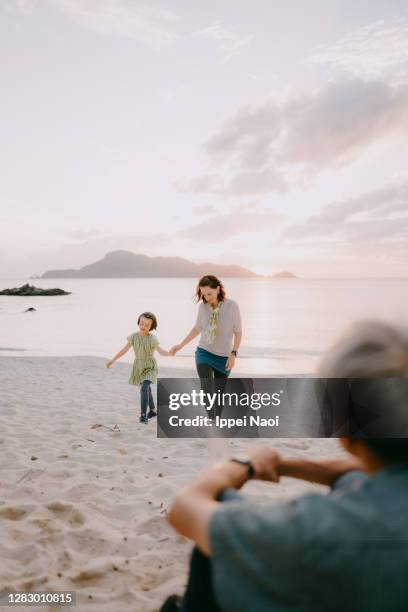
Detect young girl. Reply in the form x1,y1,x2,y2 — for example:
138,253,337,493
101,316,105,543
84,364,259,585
107,311,172,424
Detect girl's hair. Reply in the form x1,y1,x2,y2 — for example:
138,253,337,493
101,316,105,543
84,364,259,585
137,311,158,330
317,319,408,463
195,275,226,303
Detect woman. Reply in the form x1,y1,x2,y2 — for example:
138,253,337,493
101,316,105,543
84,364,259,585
171,275,242,417
162,320,408,611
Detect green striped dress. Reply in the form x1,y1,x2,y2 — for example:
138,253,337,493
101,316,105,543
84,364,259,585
127,332,159,386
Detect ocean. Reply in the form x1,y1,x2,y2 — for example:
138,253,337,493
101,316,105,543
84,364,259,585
1,277,407,375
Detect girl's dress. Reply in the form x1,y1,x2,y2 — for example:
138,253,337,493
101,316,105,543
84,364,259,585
127,332,159,385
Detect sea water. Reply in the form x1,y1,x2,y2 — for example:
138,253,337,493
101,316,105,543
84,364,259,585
1,277,407,375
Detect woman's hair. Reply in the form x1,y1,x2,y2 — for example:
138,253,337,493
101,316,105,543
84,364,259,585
195,275,226,303
137,311,158,330
317,319,408,462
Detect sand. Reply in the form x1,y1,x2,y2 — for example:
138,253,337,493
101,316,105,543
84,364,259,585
0,356,346,611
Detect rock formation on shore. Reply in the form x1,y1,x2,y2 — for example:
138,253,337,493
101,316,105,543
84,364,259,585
0,283,71,296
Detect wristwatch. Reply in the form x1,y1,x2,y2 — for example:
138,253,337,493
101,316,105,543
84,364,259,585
230,457,255,479
231,350,238,357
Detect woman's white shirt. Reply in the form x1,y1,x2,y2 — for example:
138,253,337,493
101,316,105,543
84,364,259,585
195,298,242,357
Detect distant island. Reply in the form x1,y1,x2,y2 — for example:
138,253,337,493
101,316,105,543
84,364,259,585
271,271,297,279
41,250,259,279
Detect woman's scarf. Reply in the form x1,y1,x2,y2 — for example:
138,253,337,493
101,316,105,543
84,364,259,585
202,304,221,345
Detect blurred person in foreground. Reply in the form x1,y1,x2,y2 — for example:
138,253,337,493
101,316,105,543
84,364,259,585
160,320,408,612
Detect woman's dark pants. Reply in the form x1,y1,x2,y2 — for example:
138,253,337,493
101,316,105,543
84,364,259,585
196,362,228,420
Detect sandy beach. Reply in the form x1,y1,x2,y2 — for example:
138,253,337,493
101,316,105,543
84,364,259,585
0,356,346,611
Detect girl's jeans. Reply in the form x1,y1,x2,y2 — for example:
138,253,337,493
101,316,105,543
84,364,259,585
140,379,155,416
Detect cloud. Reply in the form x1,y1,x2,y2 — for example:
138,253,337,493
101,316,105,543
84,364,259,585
209,79,408,171
282,181,408,244
175,168,287,197
193,204,217,216
175,174,222,194
223,169,287,195
281,79,408,169
50,0,178,49
67,228,100,240
2,0,35,15
191,21,252,62
177,206,284,243
178,77,408,196
276,182,408,276
206,102,282,168
14,0,36,14
308,16,408,79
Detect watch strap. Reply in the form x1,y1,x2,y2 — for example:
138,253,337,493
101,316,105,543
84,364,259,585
230,458,255,478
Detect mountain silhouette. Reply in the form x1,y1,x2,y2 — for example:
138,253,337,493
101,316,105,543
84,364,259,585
41,250,259,278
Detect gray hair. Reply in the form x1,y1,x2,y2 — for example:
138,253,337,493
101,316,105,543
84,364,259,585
317,319,408,378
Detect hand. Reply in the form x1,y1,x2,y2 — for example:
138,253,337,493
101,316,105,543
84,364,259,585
247,447,282,482
225,354,236,371
106,360,114,368
170,344,182,356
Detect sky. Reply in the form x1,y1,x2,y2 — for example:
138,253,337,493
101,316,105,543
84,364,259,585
1,0,408,278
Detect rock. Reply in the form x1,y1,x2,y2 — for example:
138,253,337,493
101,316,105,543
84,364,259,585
25,307,36,312
0,283,71,296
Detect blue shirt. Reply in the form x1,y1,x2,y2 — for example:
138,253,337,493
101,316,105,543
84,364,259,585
209,465,408,612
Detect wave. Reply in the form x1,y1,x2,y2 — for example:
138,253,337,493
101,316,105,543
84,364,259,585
176,346,323,361
0,347,26,351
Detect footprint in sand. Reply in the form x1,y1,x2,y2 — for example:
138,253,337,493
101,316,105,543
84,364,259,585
70,561,116,586
66,529,113,556
0,505,35,521
135,514,171,539
46,501,85,527
282,440,311,450
20,575,49,591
